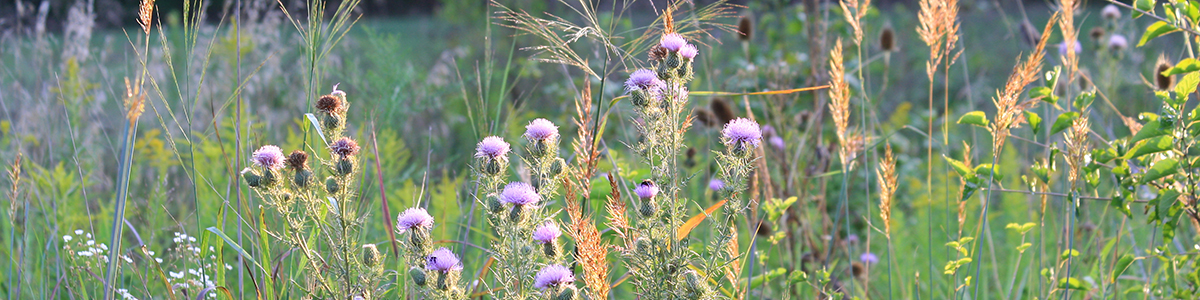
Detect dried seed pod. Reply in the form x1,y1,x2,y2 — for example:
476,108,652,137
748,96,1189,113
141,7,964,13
1156,55,1174,91
879,26,896,52
710,98,736,126
737,15,753,42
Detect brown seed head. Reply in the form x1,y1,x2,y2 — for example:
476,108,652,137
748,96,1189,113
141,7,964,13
710,98,736,126
737,15,754,42
648,45,669,62
316,94,344,114
1156,56,1174,91
693,108,716,127
286,150,309,170
1089,27,1105,40
880,26,896,52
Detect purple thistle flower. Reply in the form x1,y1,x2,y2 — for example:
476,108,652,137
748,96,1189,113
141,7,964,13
770,136,785,151
859,252,878,265
476,136,511,160
624,69,663,92
533,264,576,290
846,234,859,244
396,207,434,233
708,178,725,191
660,33,687,52
330,137,361,157
1108,34,1128,51
524,118,559,141
532,221,561,244
761,125,776,137
499,182,540,206
1057,40,1081,57
634,180,658,200
679,44,699,60
426,247,463,272
252,145,285,170
722,118,763,147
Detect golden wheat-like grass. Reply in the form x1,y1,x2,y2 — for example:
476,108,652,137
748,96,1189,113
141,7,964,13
123,77,145,125
839,0,871,45
917,0,960,79
137,0,155,34
990,13,1056,155
1058,0,1079,79
1064,115,1090,188
827,39,852,166
877,144,897,236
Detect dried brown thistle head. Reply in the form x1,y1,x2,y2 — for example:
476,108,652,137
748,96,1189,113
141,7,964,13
711,98,737,126
1089,27,1106,40
316,94,344,114
880,26,896,52
286,150,309,170
1156,55,1175,91
737,14,754,42
876,144,897,236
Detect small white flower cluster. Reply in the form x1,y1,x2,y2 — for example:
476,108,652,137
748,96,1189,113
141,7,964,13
116,288,139,300
163,232,223,298
62,229,130,264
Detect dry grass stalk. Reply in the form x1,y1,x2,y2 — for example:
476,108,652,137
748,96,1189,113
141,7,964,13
7,154,22,219
876,144,897,236
137,0,155,34
1064,115,1090,188
990,13,1057,155
604,174,633,250
827,39,853,168
123,77,145,126
724,229,742,291
957,143,972,233
1058,0,1079,79
917,0,960,80
562,176,611,299
839,0,872,45
572,83,601,189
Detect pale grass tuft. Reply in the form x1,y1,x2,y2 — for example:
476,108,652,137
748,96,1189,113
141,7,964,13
827,39,854,168
1064,114,1090,188
604,174,633,251
839,0,871,45
723,229,742,290
1057,0,1079,80
123,77,145,125
563,176,611,299
989,13,1057,155
876,144,897,237
138,0,155,34
917,0,960,80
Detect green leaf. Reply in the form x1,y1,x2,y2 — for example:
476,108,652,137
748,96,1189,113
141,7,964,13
1127,136,1174,159
1143,158,1179,183
944,155,976,180
957,111,990,128
1061,249,1081,259
1112,254,1139,283
974,164,1002,181
1135,0,1154,18
1174,71,1200,97
1029,86,1059,104
1139,21,1180,47
1111,195,1133,218
1073,91,1096,111
1051,112,1080,135
1059,277,1090,291
1025,111,1042,132
1162,59,1200,77
1129,115,1166,144
206,227,269,275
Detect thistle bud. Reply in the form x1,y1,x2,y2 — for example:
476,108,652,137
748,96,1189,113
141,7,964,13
635,238,652,254
261,168,279,187
657,61,676,81
639,202,658,219
555,286,578,300
630,89,652,108
336,158,355,176
409,227,431,251
684,270,710,295
509,204,528,224
487,197,504,213
293,169,313,188
409,267,427,286
362,244,381,268
549,158,566,176
322,114,342,131
241,168,262,187
325,177,340,193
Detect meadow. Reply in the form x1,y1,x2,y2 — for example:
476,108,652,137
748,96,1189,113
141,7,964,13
0,0,1196,299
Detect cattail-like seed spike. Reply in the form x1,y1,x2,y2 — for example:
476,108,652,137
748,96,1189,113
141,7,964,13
737,15,753,42
710,98,736,126
1156,55,1175,91
880,26,896,52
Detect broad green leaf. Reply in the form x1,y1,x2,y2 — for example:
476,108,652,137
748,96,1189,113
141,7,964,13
1073,91,1095,111
1111,195,1133,218
957,111,990,127
1051,112,1080,135
1139,21,1180,47
1112,254,1139,283
944,155,976,180
1016,243,1033,253
1062,249,1081,259
1162,59,1200,77
1143,158,1179,183
1127,136,1174,159
1059,277,1090,291
1174,71,1200,96
1029,86,1058,104
1130,117,1166,144
974,164,1002,181
1025,111,1042,132
1135,0,1155,18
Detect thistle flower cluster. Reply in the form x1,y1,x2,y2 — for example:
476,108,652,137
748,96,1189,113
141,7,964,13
238,86,384,299
467,118,576,299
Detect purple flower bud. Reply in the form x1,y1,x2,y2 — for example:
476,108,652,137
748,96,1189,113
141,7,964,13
846,234,859,243
761,125,776,137
625,69,663,92
499,182,540,206
426,247,463,272
330,137,361,157
524,118,559,141
660,33,687,52
1102,4,1121,20
859,252,878,265
533,264,576,290
708,178,725,191
679,44,698,60
634,180,658,200
770,136,785,151
396,207,434,233
476,136,511,160
252,145,285,170
722,118,763,147
1108,34,1128,51
532,221,561,244
1057,40,1081,57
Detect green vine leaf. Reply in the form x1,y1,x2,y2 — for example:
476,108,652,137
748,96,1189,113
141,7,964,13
958,111,990,128
1162,59,1200,77
944,155,976,181
1025,111,1042,132
1138,21,1180,47
1051,112,1080,135
1135,0,1155,18
1143,158,1179,183
1126,136,1174,159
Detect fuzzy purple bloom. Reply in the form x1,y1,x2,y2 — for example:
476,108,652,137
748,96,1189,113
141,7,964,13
769,136,785,151
252,145,285,170
722,118,763,147
1102,4,1121,20
476,136,511,160
1057,40,1081,57
660,33,687,52
846,234,859,243
524,118,559,141
396,207,434,233
761,125,775,137
679,44,699,60
859,252,878,265
533,264,576,290
634,180,658,200
1108,34,1128,51
624,69,663,92
708,178,725,191
532,221,561,244
330,137,361,157
499,182,540,206
426,248,463,272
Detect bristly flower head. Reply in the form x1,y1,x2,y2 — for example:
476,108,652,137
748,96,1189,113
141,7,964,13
316,94,344,114
708,178,725,191
285,150,309,170
499,182,540,206
524,118,559,141
476,136,511,160
679,44,699,60
252,145,285,170
1102,4,1121,20
722,118,763,147
534,264,576,289
396,207,434,233
330,137,361,157
660,33,687,52
624,69,663,92
1108,34,1128,52
426,248,463,272
634,180,658,200
859,252,878,265
770,136,785,151
532,221,561,244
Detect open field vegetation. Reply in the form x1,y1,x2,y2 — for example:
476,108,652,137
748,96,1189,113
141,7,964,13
1,0,1198,299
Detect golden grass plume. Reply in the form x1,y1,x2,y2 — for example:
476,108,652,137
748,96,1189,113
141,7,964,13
876,144,897,236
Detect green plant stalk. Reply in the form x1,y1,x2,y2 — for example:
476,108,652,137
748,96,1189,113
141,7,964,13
102,116,139,300
969,152,1000,300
